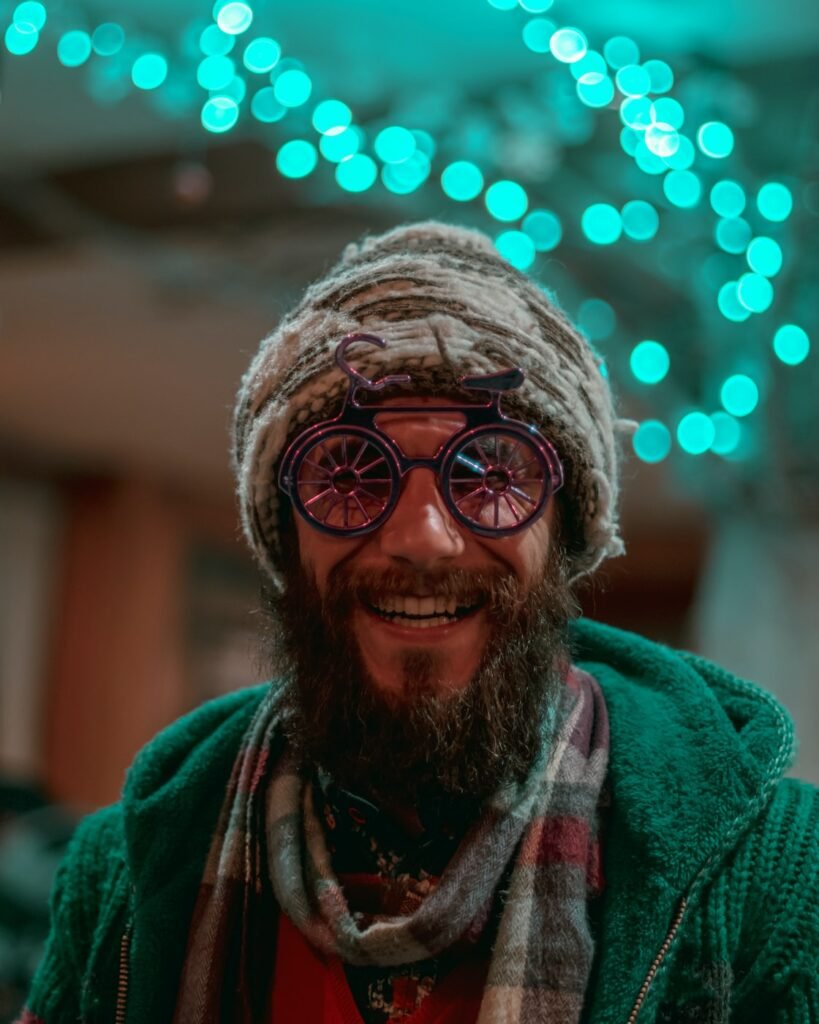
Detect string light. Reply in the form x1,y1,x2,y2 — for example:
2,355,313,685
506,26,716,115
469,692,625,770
216,2,253,35
276,139,318,179
485,180,528,221
582,203,622,244
720,374,759,416
201,95,239,132
633,420,671,462
630,340,670,383
710,179,745,217
335,153,377,192
57,30,92,67
374,126,415,163
273,68,312,107
550,27,587,63
441,161,484,201
677,412,715,454
312,99,351,135
663,169,701,208
773,324,810,366
746,236,783,277
243,37,280,73
319,127,360,162
757,182,793,221
495,230,536,270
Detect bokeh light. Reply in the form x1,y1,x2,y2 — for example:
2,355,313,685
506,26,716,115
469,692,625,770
201,95,239,132
663,169,701,208
773,324,810,366
216,2,253,35
250,87,285,123
518,0,553,11
312,99,352,135
615,64,651,97
643,59,673,93
720,374,759,417
243,37,280,73
273,68,312,107
335,153,378,192
550,27,587,63
620,96,652,130
746,236,783,277
374,126,415,163
645,124,680,158
199,24,234,56
91,22,125,56
58,30,92,67
522,209,562,251
663,135,695,170
757,182,793,221
710,179,745,218
582,203,622,244
576,73,614,108
633,420,671,463
630,340,670,383
578,298,616,340
320,127,360,162
197,55,235,91
650,97,684,128
715,217,752,254
522,18,554,53
677,412,715,454
621,200,659,241
441,161,484,202
570,50,606,81
603,35,639,69
131,53,168,90
495,230,536,270
276,139,318,179
710,412,741,456
717,281,751,322
5,22,39,55
14,1,46,31
737,272,774,313
697,121,734,158
485,180,528,221
381,151,431,194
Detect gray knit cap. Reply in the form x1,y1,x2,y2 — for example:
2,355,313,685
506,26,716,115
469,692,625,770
233,220,628,591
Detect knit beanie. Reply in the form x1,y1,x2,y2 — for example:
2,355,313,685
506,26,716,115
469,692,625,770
233,220,628,590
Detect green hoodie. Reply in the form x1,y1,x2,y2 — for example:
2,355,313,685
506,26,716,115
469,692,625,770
22,620,819,1023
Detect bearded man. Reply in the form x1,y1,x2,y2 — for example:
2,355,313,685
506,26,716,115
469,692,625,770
20,223,818,1024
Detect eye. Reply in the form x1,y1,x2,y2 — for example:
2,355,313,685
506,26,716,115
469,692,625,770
293,429,398,533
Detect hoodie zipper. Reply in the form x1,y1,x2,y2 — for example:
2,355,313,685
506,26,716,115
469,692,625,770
625,895,689,1023
115,922,132,1024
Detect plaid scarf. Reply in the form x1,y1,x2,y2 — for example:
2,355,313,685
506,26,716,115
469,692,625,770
173,666,609,1024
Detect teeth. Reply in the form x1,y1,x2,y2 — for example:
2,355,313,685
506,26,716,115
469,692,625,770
370,593,479,621
446,597,457,615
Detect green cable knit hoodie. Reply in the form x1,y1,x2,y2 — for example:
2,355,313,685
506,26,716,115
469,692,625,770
20,620,819,1023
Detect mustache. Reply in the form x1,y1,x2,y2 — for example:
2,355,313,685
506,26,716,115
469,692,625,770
323,564,529,621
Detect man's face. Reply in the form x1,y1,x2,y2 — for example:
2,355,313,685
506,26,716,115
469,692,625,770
267,397,576,807
293,398,557,700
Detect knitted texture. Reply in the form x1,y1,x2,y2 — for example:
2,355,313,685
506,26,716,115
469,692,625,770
232,222,629,590
19,620,819,1024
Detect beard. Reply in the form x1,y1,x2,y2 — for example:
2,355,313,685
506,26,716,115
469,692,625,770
261,540,578,812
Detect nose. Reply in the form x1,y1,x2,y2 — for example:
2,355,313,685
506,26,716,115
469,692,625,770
377,468,466,568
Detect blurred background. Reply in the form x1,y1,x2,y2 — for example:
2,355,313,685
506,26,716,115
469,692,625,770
0,0,817,1014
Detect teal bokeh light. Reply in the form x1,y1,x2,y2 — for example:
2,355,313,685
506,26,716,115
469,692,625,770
250,86,284,123
737,272,774,313
773,324,810,366
720,375,759,417
634,138,667,175
620,96,652,130
13,1,46,30
487,0,517,9
441,161,484,202
717,281,751,322
633,420,671,463
58,30,92,67
276,139,318,179
576,72,614,108
220,75,246,104
578,298,616,340
582,203,622,244
746,237,783,277
643,59,673,93
374,126,415,163
197,55,234,90
495,230,536,270
603,35,639,69
715,217,752,254
243,37,280,73
757,182,793,222
677,412,715,455
336,154,377,193
710,412,741,456
320,127,360,162
132,53,168,89
485,180,528,221
381,151,431,194
550,27,587,63
522,18,554,53
710,179,745,218
522,209,562,251
92,22,124,56
570,50,606,81
650,98,683,128
621,200,659,241
217,1,253,35
663,134,695,170
630,340,670,383
201,95,239,132
273,68,312,107
312,99,351,135
615,63,651,97
199,24,234,56
663,169,701,208
697,121,734,158
518,0,553,11
645,124,680,158
5,23,39,54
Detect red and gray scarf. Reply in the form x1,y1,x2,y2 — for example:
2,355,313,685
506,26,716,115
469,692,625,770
173,666,609,1024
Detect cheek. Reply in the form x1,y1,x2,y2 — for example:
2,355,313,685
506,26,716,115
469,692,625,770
293,517,365,595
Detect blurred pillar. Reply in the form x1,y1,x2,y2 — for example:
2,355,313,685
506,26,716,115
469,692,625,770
45,478,186,810
690,517,819,785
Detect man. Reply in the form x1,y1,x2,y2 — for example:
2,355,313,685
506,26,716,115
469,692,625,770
20,222,818,1023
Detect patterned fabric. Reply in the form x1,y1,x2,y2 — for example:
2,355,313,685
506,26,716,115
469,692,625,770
172,665,609,1024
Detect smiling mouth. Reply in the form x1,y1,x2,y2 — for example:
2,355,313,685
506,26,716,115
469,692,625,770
363,594,483,629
